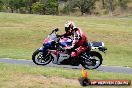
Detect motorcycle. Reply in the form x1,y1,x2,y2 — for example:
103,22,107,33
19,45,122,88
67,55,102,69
32,28,107,69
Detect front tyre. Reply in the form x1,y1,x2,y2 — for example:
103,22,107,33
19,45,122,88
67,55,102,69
81,51,103,69
32,49,52,65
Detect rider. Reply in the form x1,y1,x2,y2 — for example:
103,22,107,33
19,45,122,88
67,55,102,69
61,21,88,62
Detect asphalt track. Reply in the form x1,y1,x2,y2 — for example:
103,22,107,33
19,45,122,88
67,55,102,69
0,58,132,74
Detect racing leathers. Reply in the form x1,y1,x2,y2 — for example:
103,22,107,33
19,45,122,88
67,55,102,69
65,28,88,57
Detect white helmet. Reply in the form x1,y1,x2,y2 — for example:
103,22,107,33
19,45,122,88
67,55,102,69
65,21,76,32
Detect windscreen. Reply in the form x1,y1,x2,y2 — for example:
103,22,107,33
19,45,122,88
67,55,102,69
48,32,57,40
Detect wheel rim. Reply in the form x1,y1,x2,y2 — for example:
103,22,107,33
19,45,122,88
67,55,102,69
84,55,101,69
35,52,51,65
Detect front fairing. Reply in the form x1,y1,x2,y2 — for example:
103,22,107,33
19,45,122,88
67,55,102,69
43,37,49,44
43,32,57,44
39,46,44,51
59,38,72,47
39,41,55,53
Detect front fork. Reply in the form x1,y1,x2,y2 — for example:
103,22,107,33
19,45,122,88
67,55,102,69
38,46,51,62
39,46,48,56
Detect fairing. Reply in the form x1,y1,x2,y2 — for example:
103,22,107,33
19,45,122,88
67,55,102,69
59,38,72,47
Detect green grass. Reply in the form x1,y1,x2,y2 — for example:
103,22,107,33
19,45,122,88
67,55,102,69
0,63,132,88
0,12,132,67
1,63,131,79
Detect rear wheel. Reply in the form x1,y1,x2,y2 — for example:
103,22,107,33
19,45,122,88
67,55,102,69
81,51,102,69
32,49,52,65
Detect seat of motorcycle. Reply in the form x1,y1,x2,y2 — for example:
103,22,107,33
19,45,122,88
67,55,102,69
91,42,104,47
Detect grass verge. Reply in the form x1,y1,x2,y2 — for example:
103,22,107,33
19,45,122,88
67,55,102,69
0,63,132,88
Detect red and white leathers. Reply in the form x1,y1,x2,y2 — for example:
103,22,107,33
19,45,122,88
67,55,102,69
65,28,88,57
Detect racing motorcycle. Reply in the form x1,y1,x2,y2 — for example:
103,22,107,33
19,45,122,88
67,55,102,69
32,28,107,69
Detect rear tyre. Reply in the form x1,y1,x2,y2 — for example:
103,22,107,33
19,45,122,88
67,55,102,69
81,51,103,69
32,49,52,65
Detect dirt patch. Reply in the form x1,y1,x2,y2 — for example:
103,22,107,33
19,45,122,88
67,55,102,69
1,73,82,88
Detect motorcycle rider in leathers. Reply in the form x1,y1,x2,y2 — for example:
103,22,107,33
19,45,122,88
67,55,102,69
58,21,88,65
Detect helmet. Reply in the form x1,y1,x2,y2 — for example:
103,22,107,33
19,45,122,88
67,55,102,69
65,21,76,32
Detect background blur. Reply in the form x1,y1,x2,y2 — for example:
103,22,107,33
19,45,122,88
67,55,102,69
0,0,132,16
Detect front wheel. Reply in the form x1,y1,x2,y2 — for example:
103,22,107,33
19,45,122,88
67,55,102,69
32,49,52,65
81,51,103,69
